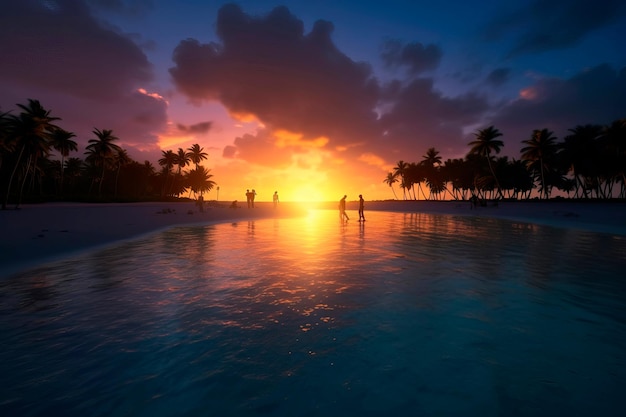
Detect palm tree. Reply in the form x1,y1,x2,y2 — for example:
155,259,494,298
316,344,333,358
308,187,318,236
187,143,208,169
393,160,409,200
422,147,442,167
520,128,558,199
468,125,505,199
3,99,59,209
559,124,602,198
49,128,77,194
113,149,132,197
421,147,443,200
405,162,427,200
173,148,191,196
85,128,121,196
383,172,399,199
64,157,83,194
599,119,626,198
186,166,216,197
158,149,176,197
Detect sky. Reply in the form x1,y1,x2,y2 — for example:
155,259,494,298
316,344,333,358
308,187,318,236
1,0,625,202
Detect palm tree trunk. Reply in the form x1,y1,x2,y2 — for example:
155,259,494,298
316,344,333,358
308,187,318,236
3,145,26,209
98,163,105,196
486,155,503,199
16,155,33,209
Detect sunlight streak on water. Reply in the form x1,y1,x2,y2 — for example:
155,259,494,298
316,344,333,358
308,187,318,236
1,210,625,416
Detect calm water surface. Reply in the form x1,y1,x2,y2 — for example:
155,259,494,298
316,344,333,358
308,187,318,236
1,210,625,416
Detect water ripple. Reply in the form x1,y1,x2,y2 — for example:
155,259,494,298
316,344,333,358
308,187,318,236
1,210,625,416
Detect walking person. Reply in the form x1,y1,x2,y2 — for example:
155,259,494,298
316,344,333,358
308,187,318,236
339,195,349,221
358,194,365,222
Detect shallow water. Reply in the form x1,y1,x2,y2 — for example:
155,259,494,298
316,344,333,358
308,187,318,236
1,210,625,416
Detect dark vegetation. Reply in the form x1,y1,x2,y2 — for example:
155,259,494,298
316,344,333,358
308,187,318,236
0,99,216,208
384,122,626,201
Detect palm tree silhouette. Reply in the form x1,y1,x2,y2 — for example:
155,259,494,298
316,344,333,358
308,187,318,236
49,128,77,195
393,160,409,200
383,172,398,199
468,125,504,199
85,128,121,196
187,143,208,169
186,166,216,198
560,124,602,198
64,157,83,194
113,149,132,197
600,119,626,198
3,99,59,209
158,149,176,197
421,147,443,200
521,129,558,199
173,148,191,196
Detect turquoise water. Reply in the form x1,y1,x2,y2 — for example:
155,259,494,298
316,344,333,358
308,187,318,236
1,210,625,416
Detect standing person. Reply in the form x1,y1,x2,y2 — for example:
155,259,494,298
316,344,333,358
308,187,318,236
339,195,349,221
358,194,365,222
273,191,279,208
246,189,251,208
251,189,257,208
197,194,205,212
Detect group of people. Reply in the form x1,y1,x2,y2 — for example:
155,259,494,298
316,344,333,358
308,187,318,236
339,194,365,222
245,189,257,208
243,189,280,208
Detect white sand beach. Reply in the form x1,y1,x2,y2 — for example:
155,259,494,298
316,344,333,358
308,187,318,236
1,199,625,277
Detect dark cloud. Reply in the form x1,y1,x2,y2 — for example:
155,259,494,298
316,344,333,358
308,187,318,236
0,0,153,99
484,0,626,57
0,0,165,161
485,68,511,87
378,78,490,159
177,121,213,134
492,64,626,153
381,40,442,74
87,0,154,17
170,4,381,150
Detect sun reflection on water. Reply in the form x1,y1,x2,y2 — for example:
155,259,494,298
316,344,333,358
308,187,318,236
1,210,626,417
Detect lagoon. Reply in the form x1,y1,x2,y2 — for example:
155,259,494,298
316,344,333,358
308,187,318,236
1,210,625,416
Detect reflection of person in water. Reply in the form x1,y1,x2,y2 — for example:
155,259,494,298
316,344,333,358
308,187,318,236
273,191,279,208
339,195,349,221
358,194,365,222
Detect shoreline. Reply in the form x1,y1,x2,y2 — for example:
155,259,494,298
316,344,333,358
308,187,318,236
0,201,306,278
2,200,625,278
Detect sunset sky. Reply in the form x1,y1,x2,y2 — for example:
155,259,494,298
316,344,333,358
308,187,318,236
1,0,625,202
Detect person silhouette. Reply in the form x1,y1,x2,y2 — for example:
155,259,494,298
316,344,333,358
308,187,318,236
246,189,252,208
197,194,205,212
358,194,365,222
339,195,349,221
273,191,279,208
251,189,257,208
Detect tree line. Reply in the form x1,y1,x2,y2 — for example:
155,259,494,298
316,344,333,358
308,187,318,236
0,99,216,209
384,122,626,201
